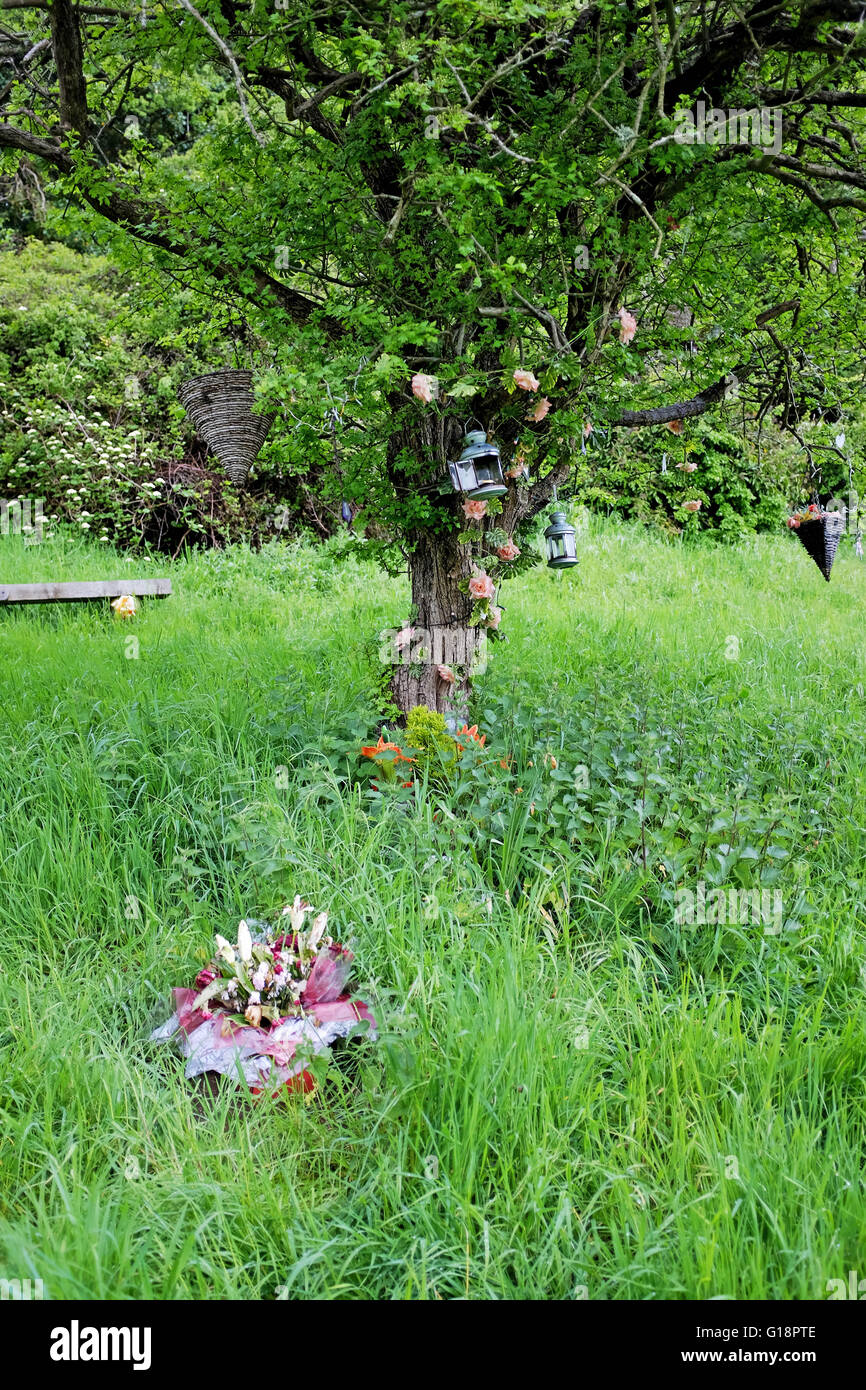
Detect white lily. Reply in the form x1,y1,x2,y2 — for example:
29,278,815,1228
237,919,253,963
308,911,328,949
214,934,235,963
289,895,310,933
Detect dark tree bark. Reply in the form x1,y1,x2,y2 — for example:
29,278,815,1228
391,528,476,722
386,412,477,722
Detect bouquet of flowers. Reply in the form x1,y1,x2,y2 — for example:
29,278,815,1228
786,503,830,529
150,896,376,1095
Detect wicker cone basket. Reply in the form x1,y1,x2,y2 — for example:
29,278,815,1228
794,512,845,582
178,370,274,486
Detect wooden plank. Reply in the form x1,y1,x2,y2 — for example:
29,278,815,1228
0,579,172,604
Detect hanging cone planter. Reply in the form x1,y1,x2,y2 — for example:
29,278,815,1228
788,506,845,582
178,369,274,487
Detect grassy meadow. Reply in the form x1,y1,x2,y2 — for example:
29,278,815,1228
0,519,864,1300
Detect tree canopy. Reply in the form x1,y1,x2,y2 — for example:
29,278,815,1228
2,0,864,707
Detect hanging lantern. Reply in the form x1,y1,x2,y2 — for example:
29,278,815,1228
544,509,578,569
448,430,508,499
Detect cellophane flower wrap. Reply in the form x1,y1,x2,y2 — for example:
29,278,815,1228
150,896,376,1094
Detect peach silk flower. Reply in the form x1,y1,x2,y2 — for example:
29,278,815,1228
462,498,487,520
411,373,435,403
529,397,551,422
436,665,456,683
496,541,520,561
513,368,540,392
666,419,683,434
683,499,702,512
618,308,637,344
469,570,495,601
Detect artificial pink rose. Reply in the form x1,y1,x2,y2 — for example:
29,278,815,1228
529,397,551,422
496,541,520,562
469,570,495,601
513,368,540,392
677,460,697,472
194,967,217,990
682,499,702,512
506,457,529,479
583,419,593,438
411,373,435,403
618,307,637,344
485,606,503,629
394,624,416,650
462,498,487,521
436,664,456,684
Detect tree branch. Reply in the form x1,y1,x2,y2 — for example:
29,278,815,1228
612,375,730,426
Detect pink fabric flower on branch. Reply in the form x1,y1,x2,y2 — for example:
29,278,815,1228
469,570,495,601
436,664,456,684
513,368,540,392
462,498,487,521
618,308,637,344
411,373,436,403
485,606,503,629
666,419,683,434
529,397,551,423
682,499,702,512
496,541,520,561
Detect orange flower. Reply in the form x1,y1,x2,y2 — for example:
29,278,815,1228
361,734,414,763
455,723,486,750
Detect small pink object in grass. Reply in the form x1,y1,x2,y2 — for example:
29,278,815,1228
469,570,495,601
512,368,540,392
462,498,487,521
529,396,551,422
496,541,520,562
618,308,637,344
111,595,137,618
410,373,435,403
683,499,702,512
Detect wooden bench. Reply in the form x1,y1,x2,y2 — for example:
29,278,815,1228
0,579,172,604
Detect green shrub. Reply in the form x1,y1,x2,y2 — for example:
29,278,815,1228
575,416,793,538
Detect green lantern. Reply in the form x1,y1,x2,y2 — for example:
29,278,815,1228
544,509,578,568
448,430,508,499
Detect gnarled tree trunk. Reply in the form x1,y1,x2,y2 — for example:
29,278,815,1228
387,412,479,723
390,527,477,722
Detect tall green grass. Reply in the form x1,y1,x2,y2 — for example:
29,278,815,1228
0,522,863,1299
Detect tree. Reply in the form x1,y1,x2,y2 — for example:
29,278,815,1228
2,0,864,716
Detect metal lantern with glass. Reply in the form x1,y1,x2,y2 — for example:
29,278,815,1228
544,509,578,568
448,429,508,500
